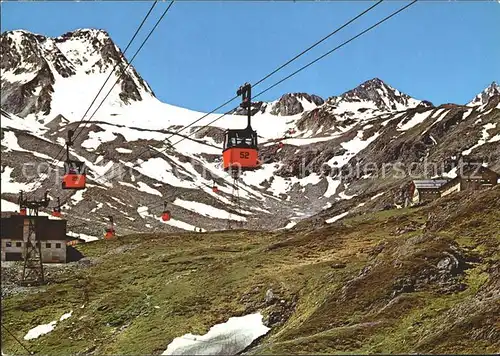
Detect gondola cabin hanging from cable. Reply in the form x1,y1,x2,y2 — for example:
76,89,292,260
52,197,62,218
222,83,260,172
18,191,27,215
104,215,115,239
62,130,87,190
161,202,171,221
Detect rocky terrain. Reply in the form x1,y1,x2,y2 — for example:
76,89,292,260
1,186,498,354
1,27,500,356
1,28,499,240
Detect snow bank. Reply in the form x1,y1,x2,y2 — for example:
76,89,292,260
397,110,432,131
67,231,99,242
462,122,497,155
162,313,270,355
326,211,349,224
24,310,73,340
137,182,162,196
24,321,57,340
173,198,246,221
116,147,133,153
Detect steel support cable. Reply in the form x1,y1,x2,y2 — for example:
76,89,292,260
1,323,33,355
27,1,164,194
71,0,176,143
120,0,384,165
49,0,384,195
128,0,418,216
46,1,176,206
171,0,418,148
70,1,417,224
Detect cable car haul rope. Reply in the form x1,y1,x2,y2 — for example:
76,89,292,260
14,0,418,235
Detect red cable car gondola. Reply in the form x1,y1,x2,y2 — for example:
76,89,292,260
104,215,115,239
18,191,27,215
62,130,87,190
222,83,260,172
52,197,62,218
212,180,219,193
161,202,171,221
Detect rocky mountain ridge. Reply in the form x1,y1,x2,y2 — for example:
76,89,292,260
1,29,153,119
1,28,499,239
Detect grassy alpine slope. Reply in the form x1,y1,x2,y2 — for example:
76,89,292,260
1,186,499,355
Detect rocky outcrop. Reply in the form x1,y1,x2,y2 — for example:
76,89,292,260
270,93,324,116
1,29,154,118
468,82,500,107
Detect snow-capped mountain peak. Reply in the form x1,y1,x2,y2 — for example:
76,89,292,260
327,78,428,113
468,81,500,107
1,28,154,120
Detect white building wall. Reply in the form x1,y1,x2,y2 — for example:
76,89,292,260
1,239,67,263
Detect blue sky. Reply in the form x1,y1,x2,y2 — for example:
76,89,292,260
1,1,499,112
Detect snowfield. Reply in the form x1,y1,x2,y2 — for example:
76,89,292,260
162,313,270,355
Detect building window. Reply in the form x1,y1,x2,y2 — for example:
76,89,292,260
16,242,22,247
6,241,12,248
46,243,51,248
56,243,61,249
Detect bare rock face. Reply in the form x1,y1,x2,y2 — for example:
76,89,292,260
270,93,324,116
0,29,154,118
468,82,500,107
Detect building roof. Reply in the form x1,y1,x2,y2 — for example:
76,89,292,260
413,180,449,190
1,216,67,241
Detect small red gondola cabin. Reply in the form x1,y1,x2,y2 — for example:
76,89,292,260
222,83,260,172
62,130,87,190
104,216,115,239
52,197,62,218
52,208,61,218
161,202,171,221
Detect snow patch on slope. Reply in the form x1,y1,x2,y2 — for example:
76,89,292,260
162,313,270,355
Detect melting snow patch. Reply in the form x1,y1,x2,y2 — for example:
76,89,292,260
462,122,497,155
81,130,117,150
71,189,86,205
67,231,99,242
1,167,38,194
132,158,195,189
59,310,73,321
397,111,432,131
488,134,500,143
173,198,245,221
116,147,133,154
1,199,19,211
324,177,341,198
24,321,57,340
162,313,270,355
326,211,349,224
23,310,74,340
137,182,162,196
370,192,385,200
90,202,103,213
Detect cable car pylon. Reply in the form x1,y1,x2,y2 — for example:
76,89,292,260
18,190,50,285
